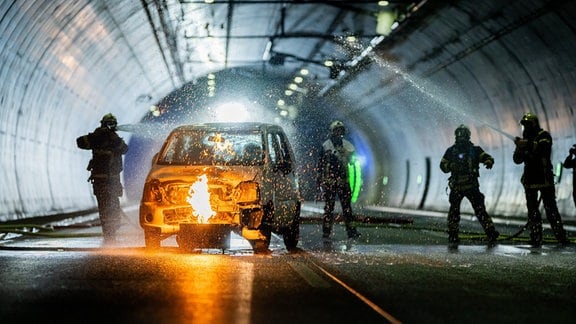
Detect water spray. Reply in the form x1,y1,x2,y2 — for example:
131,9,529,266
368,50,524,144
116,123,168,139
116,124,137,132
481,123,517,142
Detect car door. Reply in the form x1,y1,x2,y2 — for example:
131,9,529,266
265,127,300,225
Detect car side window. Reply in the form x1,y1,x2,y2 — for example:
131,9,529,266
267,133,278,165
267,131,292,173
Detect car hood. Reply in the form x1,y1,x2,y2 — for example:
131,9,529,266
146,165,261,186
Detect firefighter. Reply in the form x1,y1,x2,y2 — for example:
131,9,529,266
440,124,499,247
77,113,128,244
317,120,361,240
562,144,576,208
513,113,569,247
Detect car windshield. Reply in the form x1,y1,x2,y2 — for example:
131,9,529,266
158,129,263,166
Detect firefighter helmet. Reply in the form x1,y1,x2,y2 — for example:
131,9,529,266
455,124,471,141
519,112,540,129
330,120,345,132
100,113,118,129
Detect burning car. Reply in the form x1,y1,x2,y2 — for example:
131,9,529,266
139,122,301,253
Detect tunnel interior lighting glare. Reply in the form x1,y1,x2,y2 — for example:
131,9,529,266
214,102,249,122
377,10,396,36
382,176,389,186
378,1,389,6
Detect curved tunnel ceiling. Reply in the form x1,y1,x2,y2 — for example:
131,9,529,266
1,0,575,222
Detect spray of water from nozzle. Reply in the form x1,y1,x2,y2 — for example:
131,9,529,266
368,52,519,142
116,123,167,139
480,123,517,141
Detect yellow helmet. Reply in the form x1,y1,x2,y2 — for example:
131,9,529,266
520,112,539,129
330,120,345,132
455,124,471,141
100,113,118,129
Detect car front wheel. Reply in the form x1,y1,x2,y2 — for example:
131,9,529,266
144,229,161,249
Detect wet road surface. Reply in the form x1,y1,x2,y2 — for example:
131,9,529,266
1,203,576,323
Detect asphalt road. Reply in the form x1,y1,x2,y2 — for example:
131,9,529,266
1,204,576,323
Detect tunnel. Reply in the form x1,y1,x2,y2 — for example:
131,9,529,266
0,0,575,224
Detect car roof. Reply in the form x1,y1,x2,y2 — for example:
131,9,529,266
171,122,281,133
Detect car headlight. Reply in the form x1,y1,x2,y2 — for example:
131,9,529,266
235,181,260,203
142,179,163,203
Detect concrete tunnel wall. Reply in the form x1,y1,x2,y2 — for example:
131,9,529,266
329,0,576,219
1,0,575,222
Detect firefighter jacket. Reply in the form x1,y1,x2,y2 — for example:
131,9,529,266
513,129,554,188
563,150,576,184
440,141,493,191
317,137,355,187
76,126,128,179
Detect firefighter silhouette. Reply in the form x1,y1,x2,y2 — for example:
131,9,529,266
77,113,128,244
440,124,499,247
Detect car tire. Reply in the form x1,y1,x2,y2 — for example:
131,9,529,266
283,201,301,251
144,229,161,249
250,202,273,253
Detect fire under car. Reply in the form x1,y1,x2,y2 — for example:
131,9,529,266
139,122,301,253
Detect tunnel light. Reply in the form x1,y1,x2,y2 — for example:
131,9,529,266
382,176,389,186
279,110,288,117
323,60,334,67
294,76,303,84
284,90,294,96
377,10,396,36
555,162,563,179
214,102,248,122
288,83,298,90
150,105,161,117
417,175,423,185
277,99,285,106
300,68,309,76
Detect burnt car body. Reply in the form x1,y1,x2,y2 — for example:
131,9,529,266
139,122,301,252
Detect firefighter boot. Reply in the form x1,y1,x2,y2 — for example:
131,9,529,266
486,227,500,247
529,222,543,248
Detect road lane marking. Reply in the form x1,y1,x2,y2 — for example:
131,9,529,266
288,261,331,288
309,260,402,324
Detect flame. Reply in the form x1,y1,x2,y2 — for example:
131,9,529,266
187,174,216,223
